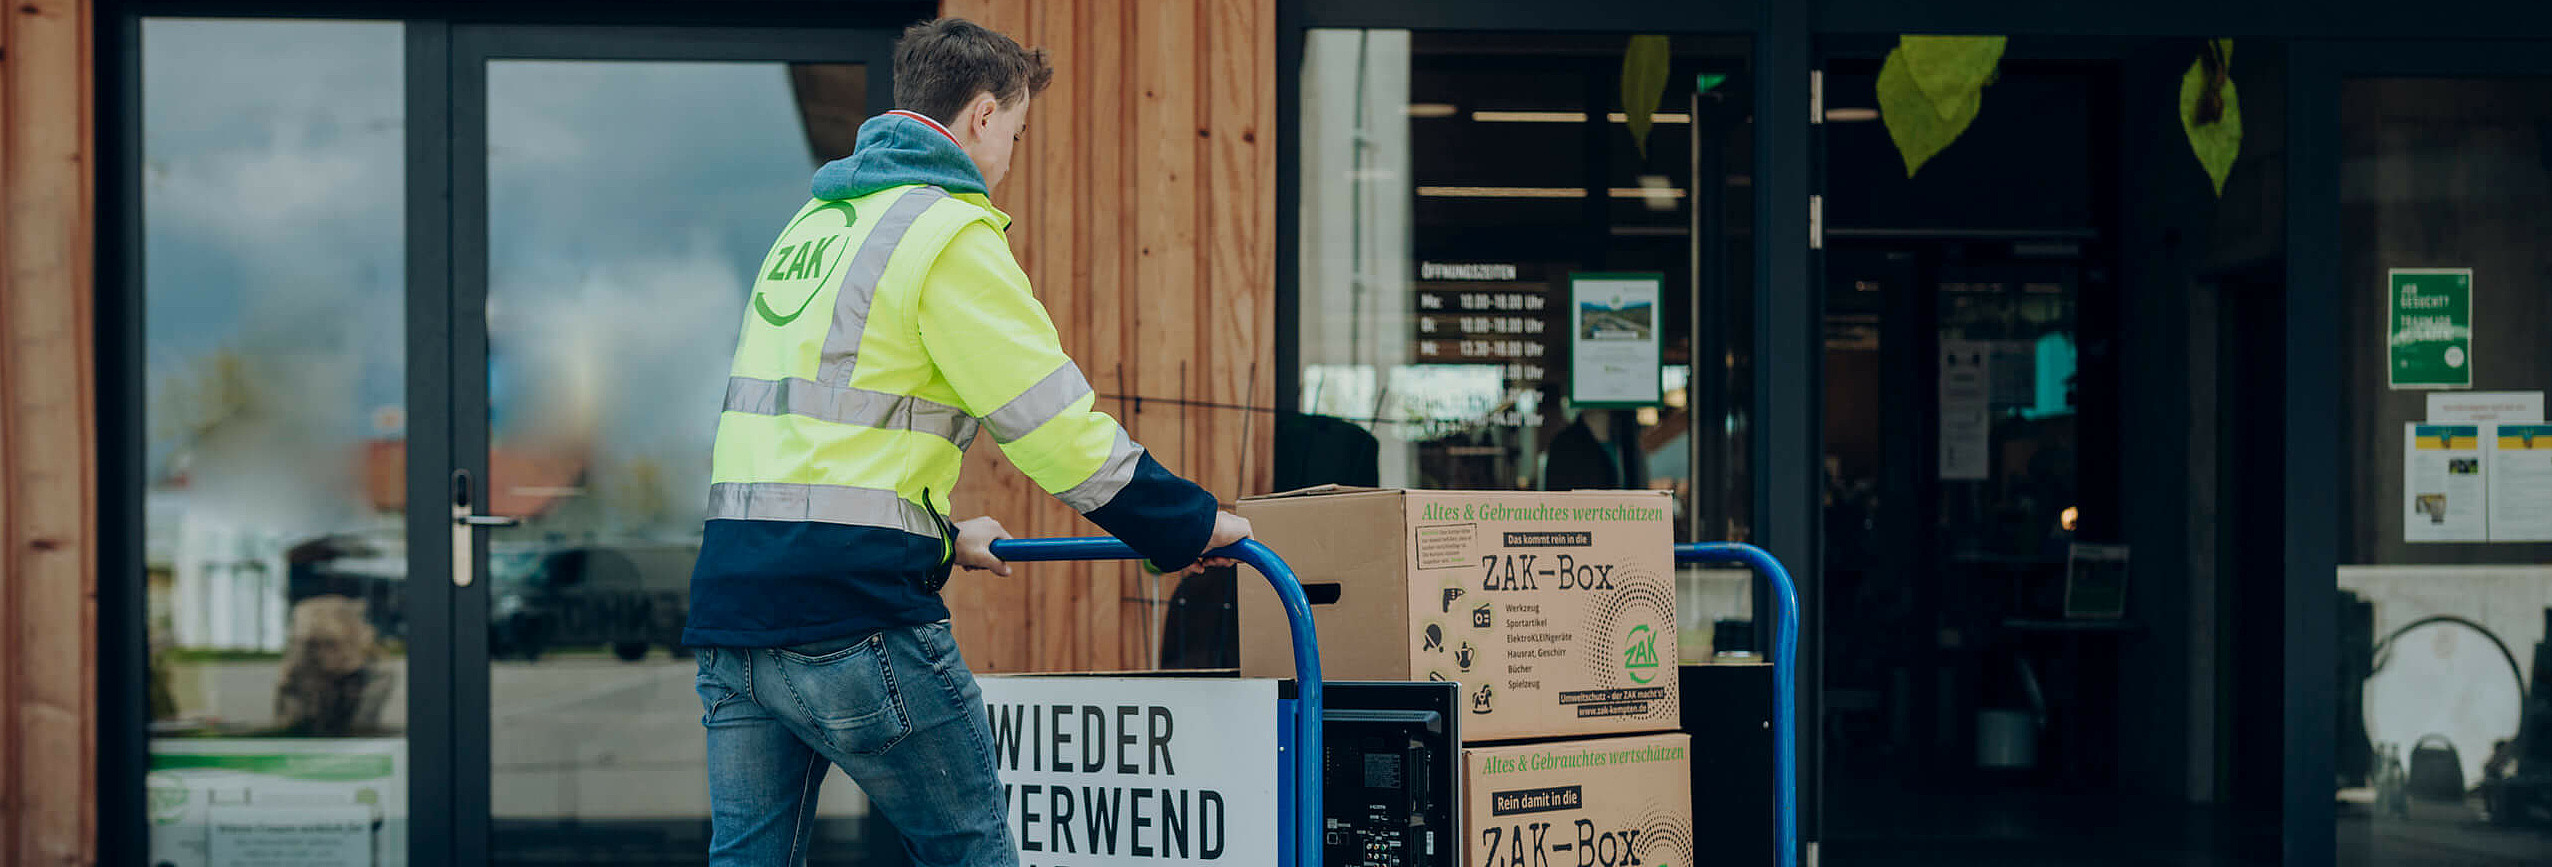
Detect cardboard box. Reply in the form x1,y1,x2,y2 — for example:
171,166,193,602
1464,733,1695,867
1238,487,1678,742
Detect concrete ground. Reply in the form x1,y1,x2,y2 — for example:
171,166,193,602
165,659,2552,865
166,654,884,823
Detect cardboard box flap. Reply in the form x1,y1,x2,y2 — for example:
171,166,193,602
1243,484,1391,500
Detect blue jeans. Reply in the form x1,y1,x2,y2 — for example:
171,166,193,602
695,621,1015,867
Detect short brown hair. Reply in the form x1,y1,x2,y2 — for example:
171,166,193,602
893,18,1055,125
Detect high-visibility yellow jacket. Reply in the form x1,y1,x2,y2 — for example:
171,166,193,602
684,110,1217,647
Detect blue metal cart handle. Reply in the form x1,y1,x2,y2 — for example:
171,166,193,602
1678,543,1799,867
989,537,1323,867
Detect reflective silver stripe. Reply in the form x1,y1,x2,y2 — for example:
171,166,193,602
705,482,941,536
723,376,978,446
1055,427,1146,513
817,186,949,384
981,361,1094,444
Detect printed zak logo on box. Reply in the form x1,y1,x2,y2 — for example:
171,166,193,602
1621,625,1660,685
1557,578,1676,720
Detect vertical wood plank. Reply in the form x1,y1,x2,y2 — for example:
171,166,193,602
1193,0,1229,515
3,0,96,861
1208,0,1275,502
1080,0,1143,670
1029,0,1109,671
1129,0,1201,669
1137,20,1202,672
1020,2,1079,673
0,1,19,855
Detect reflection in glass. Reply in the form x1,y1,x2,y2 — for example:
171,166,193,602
483,59,892,864
2335,78,2552,864
1290,30,1752,530
141,18,410,866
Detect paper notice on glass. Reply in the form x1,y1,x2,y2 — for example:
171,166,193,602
1567,273,1664,406
1939,340,1992,481
2388,268,2473,389
2429,391,2544,423
2405,423,2488,542
208,805,371,867
2489,424,2552,542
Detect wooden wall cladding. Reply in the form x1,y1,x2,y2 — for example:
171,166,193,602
0,0,99,862
934,0,1275,673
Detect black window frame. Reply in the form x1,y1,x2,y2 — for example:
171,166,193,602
95,4,929,865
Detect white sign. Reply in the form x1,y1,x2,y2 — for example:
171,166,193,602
1939,340,1993,481
209,805,372,867
979,677,1280,867
2428,391,2545,423
2489,423,2552,542
148,738,404,867
2405,423,2489,542
1568,274,1664,407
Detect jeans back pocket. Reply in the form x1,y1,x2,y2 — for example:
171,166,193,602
769,632,911,755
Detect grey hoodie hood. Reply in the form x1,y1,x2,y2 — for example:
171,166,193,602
809,110,989,201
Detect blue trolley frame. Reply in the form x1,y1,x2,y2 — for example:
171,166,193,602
1677,543,1801,867
989,538,1800,867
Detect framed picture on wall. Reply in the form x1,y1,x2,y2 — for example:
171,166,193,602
1567,272,1665,408
2063,543,2131,620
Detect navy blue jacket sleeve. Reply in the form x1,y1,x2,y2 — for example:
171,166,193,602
1082,453,1220,572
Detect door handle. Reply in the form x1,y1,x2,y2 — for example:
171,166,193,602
449,469,519,587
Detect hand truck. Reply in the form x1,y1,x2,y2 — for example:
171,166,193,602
989,538,1802,867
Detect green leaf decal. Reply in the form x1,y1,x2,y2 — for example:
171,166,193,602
1878,46,1984,177
1897,35,2007,119
1621,35,1672,159
2181,39,2241,196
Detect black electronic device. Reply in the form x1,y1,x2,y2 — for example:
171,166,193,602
1683,663,1774,866
1322,681,1461,867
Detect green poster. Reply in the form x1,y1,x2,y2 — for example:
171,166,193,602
2389,268,2473,390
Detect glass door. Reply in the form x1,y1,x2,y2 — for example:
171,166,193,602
447,26,899,865
1810,39,2117,841
137,18,420,867
2307,43,2552,866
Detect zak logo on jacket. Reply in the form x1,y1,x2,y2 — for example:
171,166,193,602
753,201,857,327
